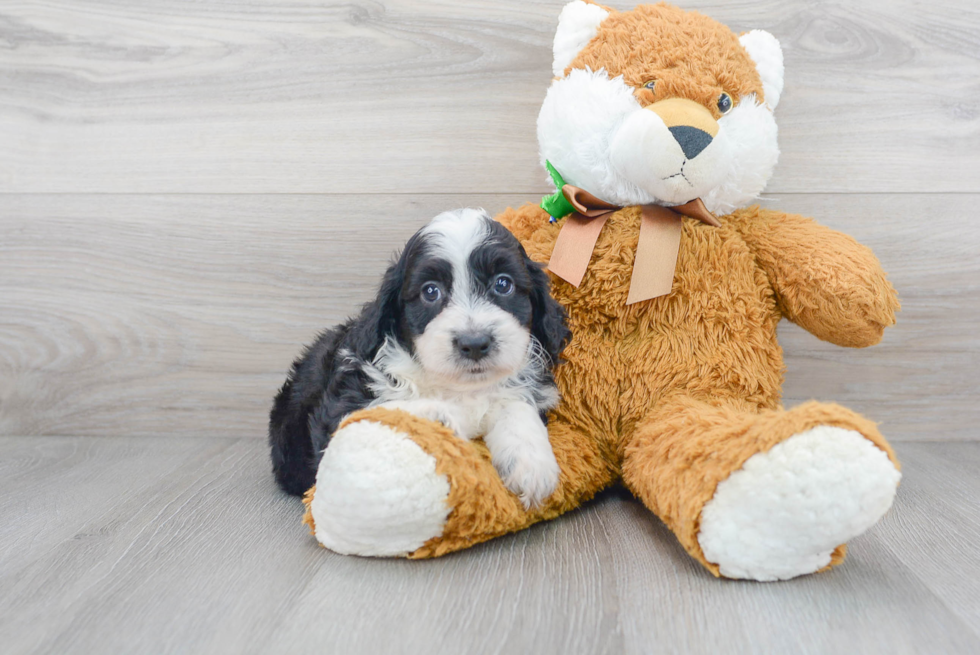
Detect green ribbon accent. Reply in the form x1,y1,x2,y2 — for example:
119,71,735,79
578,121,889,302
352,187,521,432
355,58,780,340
540,160,576,220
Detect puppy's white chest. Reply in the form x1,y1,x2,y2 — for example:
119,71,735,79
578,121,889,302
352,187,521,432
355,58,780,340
441,392,495,439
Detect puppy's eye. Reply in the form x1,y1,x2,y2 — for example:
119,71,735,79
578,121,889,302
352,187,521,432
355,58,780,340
717,92,733,115
492,274,514,296
642,80,656,91
420,282,442,304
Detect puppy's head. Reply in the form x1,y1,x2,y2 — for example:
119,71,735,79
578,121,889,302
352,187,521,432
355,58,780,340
358,208,569,387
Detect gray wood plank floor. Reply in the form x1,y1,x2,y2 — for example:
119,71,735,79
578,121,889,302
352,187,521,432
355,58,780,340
1,437,977,655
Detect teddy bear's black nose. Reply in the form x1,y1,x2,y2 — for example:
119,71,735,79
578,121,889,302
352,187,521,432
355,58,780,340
454,332,493,362
669,125,713,159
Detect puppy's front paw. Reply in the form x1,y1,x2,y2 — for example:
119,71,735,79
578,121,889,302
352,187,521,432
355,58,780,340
487,421,560,509
500,451,560,509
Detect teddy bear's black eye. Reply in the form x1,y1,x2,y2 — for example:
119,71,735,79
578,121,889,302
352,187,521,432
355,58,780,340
643,80,656,91
717,92,733,114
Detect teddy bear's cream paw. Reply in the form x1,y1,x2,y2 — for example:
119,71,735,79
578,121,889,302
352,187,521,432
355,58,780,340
697,426,901,581
309,420,451,557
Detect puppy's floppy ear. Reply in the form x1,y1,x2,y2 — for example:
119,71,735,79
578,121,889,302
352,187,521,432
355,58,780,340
351,234,417,359
527,258,571,364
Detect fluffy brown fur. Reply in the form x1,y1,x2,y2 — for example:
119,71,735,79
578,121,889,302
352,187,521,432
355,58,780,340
494,203,897,574
569,3,766,113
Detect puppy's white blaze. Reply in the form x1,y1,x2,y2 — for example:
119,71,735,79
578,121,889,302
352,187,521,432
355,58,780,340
420,207,491,301
538,68,780,215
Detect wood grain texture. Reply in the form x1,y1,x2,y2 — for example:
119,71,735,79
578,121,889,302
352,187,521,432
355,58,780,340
875,442,980,635
1,0,978,194
2,193,976,440
0,437,978,654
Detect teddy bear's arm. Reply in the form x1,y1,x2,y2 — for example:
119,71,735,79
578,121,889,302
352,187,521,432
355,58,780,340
730,207,899,347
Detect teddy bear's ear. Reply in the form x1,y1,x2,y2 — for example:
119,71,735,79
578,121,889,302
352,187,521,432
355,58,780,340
552,1,610,78
739,30,785,109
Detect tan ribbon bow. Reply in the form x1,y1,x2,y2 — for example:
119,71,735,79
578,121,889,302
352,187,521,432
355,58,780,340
547,186,721,304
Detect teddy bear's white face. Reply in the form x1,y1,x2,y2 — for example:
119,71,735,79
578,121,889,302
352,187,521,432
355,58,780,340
537,1,785,216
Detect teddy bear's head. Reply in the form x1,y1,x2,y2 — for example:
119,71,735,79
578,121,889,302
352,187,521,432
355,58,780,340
538,1,784,215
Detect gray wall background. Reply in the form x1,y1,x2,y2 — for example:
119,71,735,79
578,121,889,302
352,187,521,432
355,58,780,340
2,0,977,440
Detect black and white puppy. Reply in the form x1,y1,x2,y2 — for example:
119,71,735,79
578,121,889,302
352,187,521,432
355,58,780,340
269,208,570,507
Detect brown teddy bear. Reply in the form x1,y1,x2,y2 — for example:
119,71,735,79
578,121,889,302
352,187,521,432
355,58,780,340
302,1,902,581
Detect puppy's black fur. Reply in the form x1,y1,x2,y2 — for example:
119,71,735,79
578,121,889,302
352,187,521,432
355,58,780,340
269,220,570,496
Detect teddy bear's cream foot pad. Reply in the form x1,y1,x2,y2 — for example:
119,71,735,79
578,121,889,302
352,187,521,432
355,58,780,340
697,426,901,581
309,420,451,557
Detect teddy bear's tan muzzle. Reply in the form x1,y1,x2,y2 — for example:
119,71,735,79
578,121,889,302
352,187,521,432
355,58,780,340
647,97,719,160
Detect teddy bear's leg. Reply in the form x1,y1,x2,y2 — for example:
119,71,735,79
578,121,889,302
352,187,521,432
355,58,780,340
304,406,616,559
621,396,901,581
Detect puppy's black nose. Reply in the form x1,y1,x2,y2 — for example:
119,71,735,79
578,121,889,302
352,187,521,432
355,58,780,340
454,332,493,362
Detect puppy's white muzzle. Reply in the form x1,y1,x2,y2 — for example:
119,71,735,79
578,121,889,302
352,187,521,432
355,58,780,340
415,300,530,388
